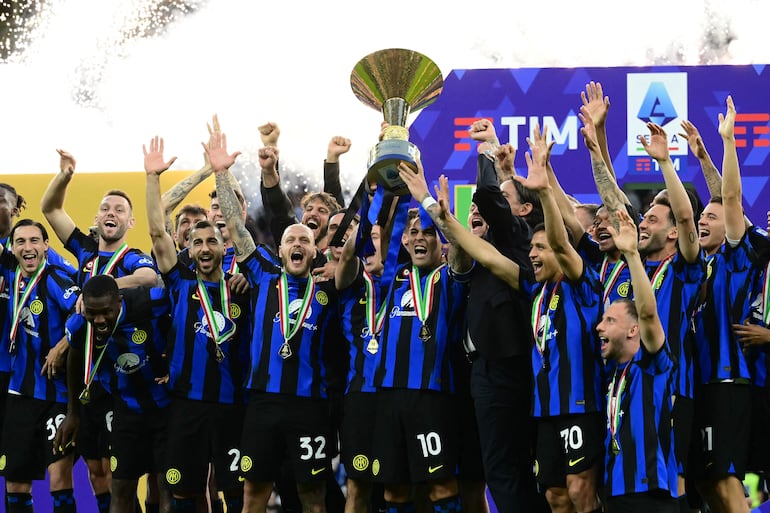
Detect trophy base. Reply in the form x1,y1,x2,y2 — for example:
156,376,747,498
367,139,420,196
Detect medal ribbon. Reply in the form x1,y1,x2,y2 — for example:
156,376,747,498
409,264,445,324
650,254,674,294
530,277,563,359
762,260,770,327
196,275,236,345
363,270,387,339
277,273,315,343
602,258,627,305
607,361,631,445
9,260,47,344
84,243,129,385
227,253,239,275
83,305,123,389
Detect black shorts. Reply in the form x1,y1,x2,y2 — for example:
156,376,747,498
371,388,460,484
748,386,770,473
0,395,70,481
76,386,113,460
605,489,678,513
534,413,605,488
691,383,750,481
340,392,378,481
672,394,694,476
110,404,168,480
240,393,331,484
164,398,245,494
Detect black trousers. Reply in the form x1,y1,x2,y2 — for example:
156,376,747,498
470,354,549,513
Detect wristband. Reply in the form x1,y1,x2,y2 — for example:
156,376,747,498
421,196,438,211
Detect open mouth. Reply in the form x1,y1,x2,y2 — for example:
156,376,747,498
531,260,543,273
638,232,650,242
215,221,226,229
597,231,612,242
305,219,319,231
699,229,710,239
414,245,427,256
104,220,117,228
470,217,484,229
290,250,304,263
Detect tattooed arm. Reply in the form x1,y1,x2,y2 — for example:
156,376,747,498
679,119,722,199
579,106,631,231
204,133,256,261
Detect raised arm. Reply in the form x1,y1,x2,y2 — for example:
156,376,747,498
580,81,615,180
535,124,585,244
718,96,745,242
324,136,351,207
40,149,78,244
609,209,665,353
516,127,584,281
397,158,472,273
206,133,255,261
144,136,180,274
334,223,361,290
639,123,699,263
580,106,630,225
161,162,212,233
679,119,721,199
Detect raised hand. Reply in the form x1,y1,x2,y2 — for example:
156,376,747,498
257,146,279,171
469,119,498,144
579,106,601,153
679,120,709,160
435,174,452,220
605,209,639,254
57,149,76,176
580,81,610,127
398,158,430,202
495,144,516,175
514,126,549,192
638,123,670,162
718,95,736,140
327,136,352,161
203,132,241,173
143,136,177,176
258,122,280,147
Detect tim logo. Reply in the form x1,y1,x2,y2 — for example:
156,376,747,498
627,73,688,157
735,113,770,148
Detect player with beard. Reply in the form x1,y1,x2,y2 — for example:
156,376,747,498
689,97,770,513
141,136,252,513
417,135,606,513
0,219,80,513
56,274,172,513
41,149,159,513
207,131,340,513
630,122,707,511
596,210,679,513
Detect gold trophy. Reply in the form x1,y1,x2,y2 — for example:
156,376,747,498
350,48,443,195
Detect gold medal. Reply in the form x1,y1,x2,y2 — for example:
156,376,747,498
419,324,431,342
215,346,225,362
366,338,379,355
611,438,620,455
279,341,292,360
79,387,91,405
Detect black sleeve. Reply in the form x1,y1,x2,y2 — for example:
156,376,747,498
261,182,298,248
323,160,345,208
